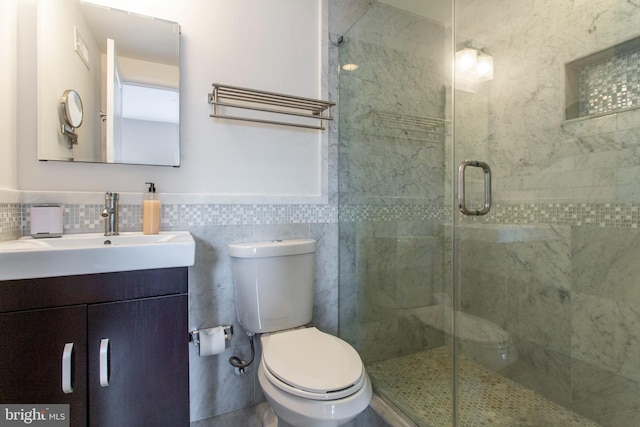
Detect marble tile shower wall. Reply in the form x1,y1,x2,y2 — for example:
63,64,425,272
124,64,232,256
337,201,640,427
454,223,640,426
339,218,447,364
449,3,640,422
452,1,640,205
338,3,446,207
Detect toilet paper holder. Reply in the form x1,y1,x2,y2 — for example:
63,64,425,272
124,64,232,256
189,325,233,348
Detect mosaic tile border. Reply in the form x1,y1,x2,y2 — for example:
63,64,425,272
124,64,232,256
339,204,448,222
457,202,640,228
4,201,640,236
16,203,339,234
342,202,640,228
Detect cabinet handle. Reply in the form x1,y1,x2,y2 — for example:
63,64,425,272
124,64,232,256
100,338,109,387
62,343,74,394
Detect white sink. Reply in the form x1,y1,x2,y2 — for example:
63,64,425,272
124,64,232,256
30,233,178,248
0,232,195,281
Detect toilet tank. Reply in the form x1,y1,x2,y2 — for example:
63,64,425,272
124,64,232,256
228,239,316,333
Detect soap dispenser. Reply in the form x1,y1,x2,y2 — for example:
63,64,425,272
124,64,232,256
143,182,160,235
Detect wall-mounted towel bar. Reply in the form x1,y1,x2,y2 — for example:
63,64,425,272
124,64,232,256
371,111,446,130
208,83,335,130
356,111,447,143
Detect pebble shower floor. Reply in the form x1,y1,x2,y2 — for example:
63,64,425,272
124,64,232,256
367,346,599,427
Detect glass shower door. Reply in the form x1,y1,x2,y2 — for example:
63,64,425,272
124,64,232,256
336,2,454,426
452,1,640,425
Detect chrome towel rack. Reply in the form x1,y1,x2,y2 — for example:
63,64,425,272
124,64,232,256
369,111,446,131
208,83,335,130
356,111,447,143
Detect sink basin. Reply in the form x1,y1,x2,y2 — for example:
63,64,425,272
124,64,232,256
0,232,195,281
30,233,178,248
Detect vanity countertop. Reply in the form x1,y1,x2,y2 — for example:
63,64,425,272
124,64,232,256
0,231,195,281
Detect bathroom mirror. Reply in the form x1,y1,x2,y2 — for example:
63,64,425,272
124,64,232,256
37,0,181,166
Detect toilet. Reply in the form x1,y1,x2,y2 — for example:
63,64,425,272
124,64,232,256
409,304,518,371
228,239,372,427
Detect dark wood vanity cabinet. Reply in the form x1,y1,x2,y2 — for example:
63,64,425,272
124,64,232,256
0,268,189,427
0,305,88,425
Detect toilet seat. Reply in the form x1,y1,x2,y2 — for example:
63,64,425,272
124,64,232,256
261,328,365,401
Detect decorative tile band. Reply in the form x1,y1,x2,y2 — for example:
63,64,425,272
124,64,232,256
3,202,640,236
341,202,640,228
16,203,340,234
458,202,640,228
339,204,449,222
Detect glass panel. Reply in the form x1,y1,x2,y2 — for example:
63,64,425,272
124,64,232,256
335,0,640,425
453,0,640,426
335,1,453,425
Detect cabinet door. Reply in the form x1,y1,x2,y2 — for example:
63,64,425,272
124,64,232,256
88,294,189,427
0,306,87,427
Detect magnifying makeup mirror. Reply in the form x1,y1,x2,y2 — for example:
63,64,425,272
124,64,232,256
60,89,83,148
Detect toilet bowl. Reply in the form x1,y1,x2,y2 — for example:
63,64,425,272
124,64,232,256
409,304,518,371
228,239,372,426
258,328,372,427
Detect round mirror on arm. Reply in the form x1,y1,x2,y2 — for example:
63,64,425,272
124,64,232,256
59,90,83,148
60,89,84,128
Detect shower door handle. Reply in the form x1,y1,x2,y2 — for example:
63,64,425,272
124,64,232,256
458,160,492,216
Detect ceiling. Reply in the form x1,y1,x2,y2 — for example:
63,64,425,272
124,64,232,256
378,0,451,23
79,1,179,65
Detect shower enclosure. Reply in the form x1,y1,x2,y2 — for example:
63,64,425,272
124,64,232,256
336,1,640,426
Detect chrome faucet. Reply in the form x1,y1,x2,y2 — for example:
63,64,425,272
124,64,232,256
101,192,119,236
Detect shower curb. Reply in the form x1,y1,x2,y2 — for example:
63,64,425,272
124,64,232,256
370,392,420,427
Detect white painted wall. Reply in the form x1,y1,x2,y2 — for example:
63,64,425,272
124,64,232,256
0,0,18,192
18,0,326,202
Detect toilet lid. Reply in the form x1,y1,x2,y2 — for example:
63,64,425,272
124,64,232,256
263,328,363,394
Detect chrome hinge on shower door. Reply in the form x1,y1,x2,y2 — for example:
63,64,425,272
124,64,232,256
458,160,492,216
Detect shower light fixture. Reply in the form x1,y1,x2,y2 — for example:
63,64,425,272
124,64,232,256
455,47,494,84
342,63,359,71
476,52,494,82
455,48,478,73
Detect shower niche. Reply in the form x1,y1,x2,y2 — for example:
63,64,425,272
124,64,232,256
566,36,640,120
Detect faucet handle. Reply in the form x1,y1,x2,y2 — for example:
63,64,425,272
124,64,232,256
103,192,120,236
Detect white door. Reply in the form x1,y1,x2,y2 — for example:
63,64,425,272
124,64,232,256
105,38,123,163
